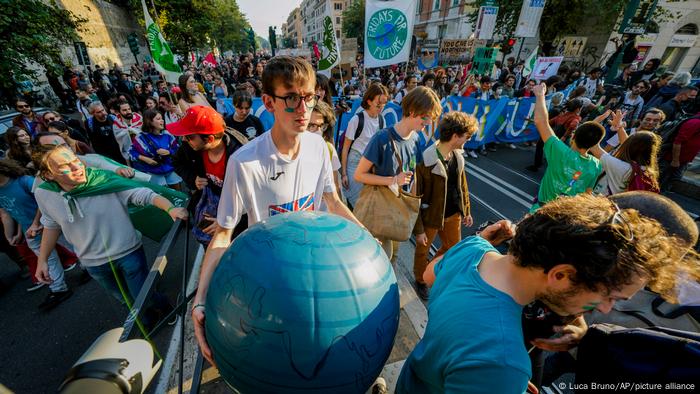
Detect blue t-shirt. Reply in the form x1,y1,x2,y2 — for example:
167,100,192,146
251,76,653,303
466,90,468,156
396,236,531,394
0,176,39,231
362,127,421,191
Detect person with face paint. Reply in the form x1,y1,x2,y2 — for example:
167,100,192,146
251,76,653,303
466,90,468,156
397,193,699,394
354,86,443,260
189,56,363,367
32,144,187,311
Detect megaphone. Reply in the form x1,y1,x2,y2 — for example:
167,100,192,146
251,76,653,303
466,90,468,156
58,328,161,394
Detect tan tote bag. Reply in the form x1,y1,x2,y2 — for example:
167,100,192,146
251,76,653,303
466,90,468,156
353,134,420,241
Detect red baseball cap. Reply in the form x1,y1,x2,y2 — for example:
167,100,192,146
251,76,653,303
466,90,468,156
166,105,225,136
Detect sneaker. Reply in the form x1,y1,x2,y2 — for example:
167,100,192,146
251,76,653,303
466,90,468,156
64,263,78,272
371,377,388,394
467,150,478,158
38,289,73,309
26,282,45,292
415,282,430,302
525,165,540,173
507,143,517,149
479,149,488,156
487,145,497,152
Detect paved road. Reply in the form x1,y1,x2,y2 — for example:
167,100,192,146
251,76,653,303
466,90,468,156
1,143,697,393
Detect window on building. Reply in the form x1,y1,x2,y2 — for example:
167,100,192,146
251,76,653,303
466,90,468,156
74,42,90,66
334,2,342,10
417,0,422,13
676,23,698,35
336,30,341,38
438,24,447,39
433,0,441,11
337,17,341,24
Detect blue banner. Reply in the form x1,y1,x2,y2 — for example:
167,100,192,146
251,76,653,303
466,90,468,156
225,84,575,150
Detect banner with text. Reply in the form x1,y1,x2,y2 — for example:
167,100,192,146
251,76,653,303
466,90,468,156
364,0,417,68
515,0,545,38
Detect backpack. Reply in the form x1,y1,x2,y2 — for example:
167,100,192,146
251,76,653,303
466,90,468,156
340,111,386,153
657,114,700,154
626,161,659,193
575,323,700,389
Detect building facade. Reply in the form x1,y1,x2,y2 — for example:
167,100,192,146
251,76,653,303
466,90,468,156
284,7,304,48
413,0,475,52
300,0,350,48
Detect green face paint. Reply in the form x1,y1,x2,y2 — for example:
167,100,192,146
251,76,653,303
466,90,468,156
582,301,601,312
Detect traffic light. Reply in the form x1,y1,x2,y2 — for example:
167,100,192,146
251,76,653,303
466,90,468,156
500,38,516,55
127,33,140,55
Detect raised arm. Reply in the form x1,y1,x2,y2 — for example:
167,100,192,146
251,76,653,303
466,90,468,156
533,83,554,143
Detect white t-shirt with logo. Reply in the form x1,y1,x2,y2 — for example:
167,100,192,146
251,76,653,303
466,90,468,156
217,131,335,229
345,109,382,155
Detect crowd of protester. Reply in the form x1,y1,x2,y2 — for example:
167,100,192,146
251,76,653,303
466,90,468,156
2,49,700,394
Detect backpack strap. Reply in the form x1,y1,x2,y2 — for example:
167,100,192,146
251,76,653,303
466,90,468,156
225,126,249,146
354,112,365,141
379,114,385,129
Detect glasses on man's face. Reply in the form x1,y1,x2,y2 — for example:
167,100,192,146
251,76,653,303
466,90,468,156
271,93,319,111
307,122,328,132
16,104,29,109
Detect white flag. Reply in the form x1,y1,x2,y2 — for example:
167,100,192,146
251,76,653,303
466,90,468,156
523,46,539,77
364,0,417,69
141,0,181,83
317,16,341,77
515,0,545,38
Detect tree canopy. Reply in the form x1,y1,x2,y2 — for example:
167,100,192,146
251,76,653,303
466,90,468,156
129,0,251,55
467,0,687,55
0,0,85,99
342,0,365,48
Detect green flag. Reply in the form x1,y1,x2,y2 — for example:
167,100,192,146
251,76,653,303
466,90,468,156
317,16,340,77
141,0,181,83
523,46,538,77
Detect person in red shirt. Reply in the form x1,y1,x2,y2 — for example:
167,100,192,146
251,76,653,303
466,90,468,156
171,106,249,245
659,107,700,190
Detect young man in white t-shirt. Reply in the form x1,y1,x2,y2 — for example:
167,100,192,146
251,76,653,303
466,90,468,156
190,56,363,366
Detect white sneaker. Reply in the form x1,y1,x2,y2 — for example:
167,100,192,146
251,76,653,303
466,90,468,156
507,143,517,149
467,150,478,158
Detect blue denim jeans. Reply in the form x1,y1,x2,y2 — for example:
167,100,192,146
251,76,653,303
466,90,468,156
26,234,67,292
85,247,149,305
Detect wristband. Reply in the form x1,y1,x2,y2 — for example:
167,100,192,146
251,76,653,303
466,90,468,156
192,303,206,312
167,206,175,214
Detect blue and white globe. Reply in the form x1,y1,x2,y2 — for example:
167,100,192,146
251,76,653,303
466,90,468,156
206,211,400,394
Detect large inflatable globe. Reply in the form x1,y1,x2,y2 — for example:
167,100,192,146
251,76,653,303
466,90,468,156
206,212,400,394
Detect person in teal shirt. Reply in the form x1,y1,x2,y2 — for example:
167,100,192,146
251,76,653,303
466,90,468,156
530,83,604,212
396,193,698,394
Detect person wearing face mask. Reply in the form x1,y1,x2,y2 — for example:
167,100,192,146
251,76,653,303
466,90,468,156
224,91,264,141
177,73,212,114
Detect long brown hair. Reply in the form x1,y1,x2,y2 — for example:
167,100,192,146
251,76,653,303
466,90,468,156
0,158,30,179
141,109,162,134
613,131,660,190
178,73,196,103
5,127,32,166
